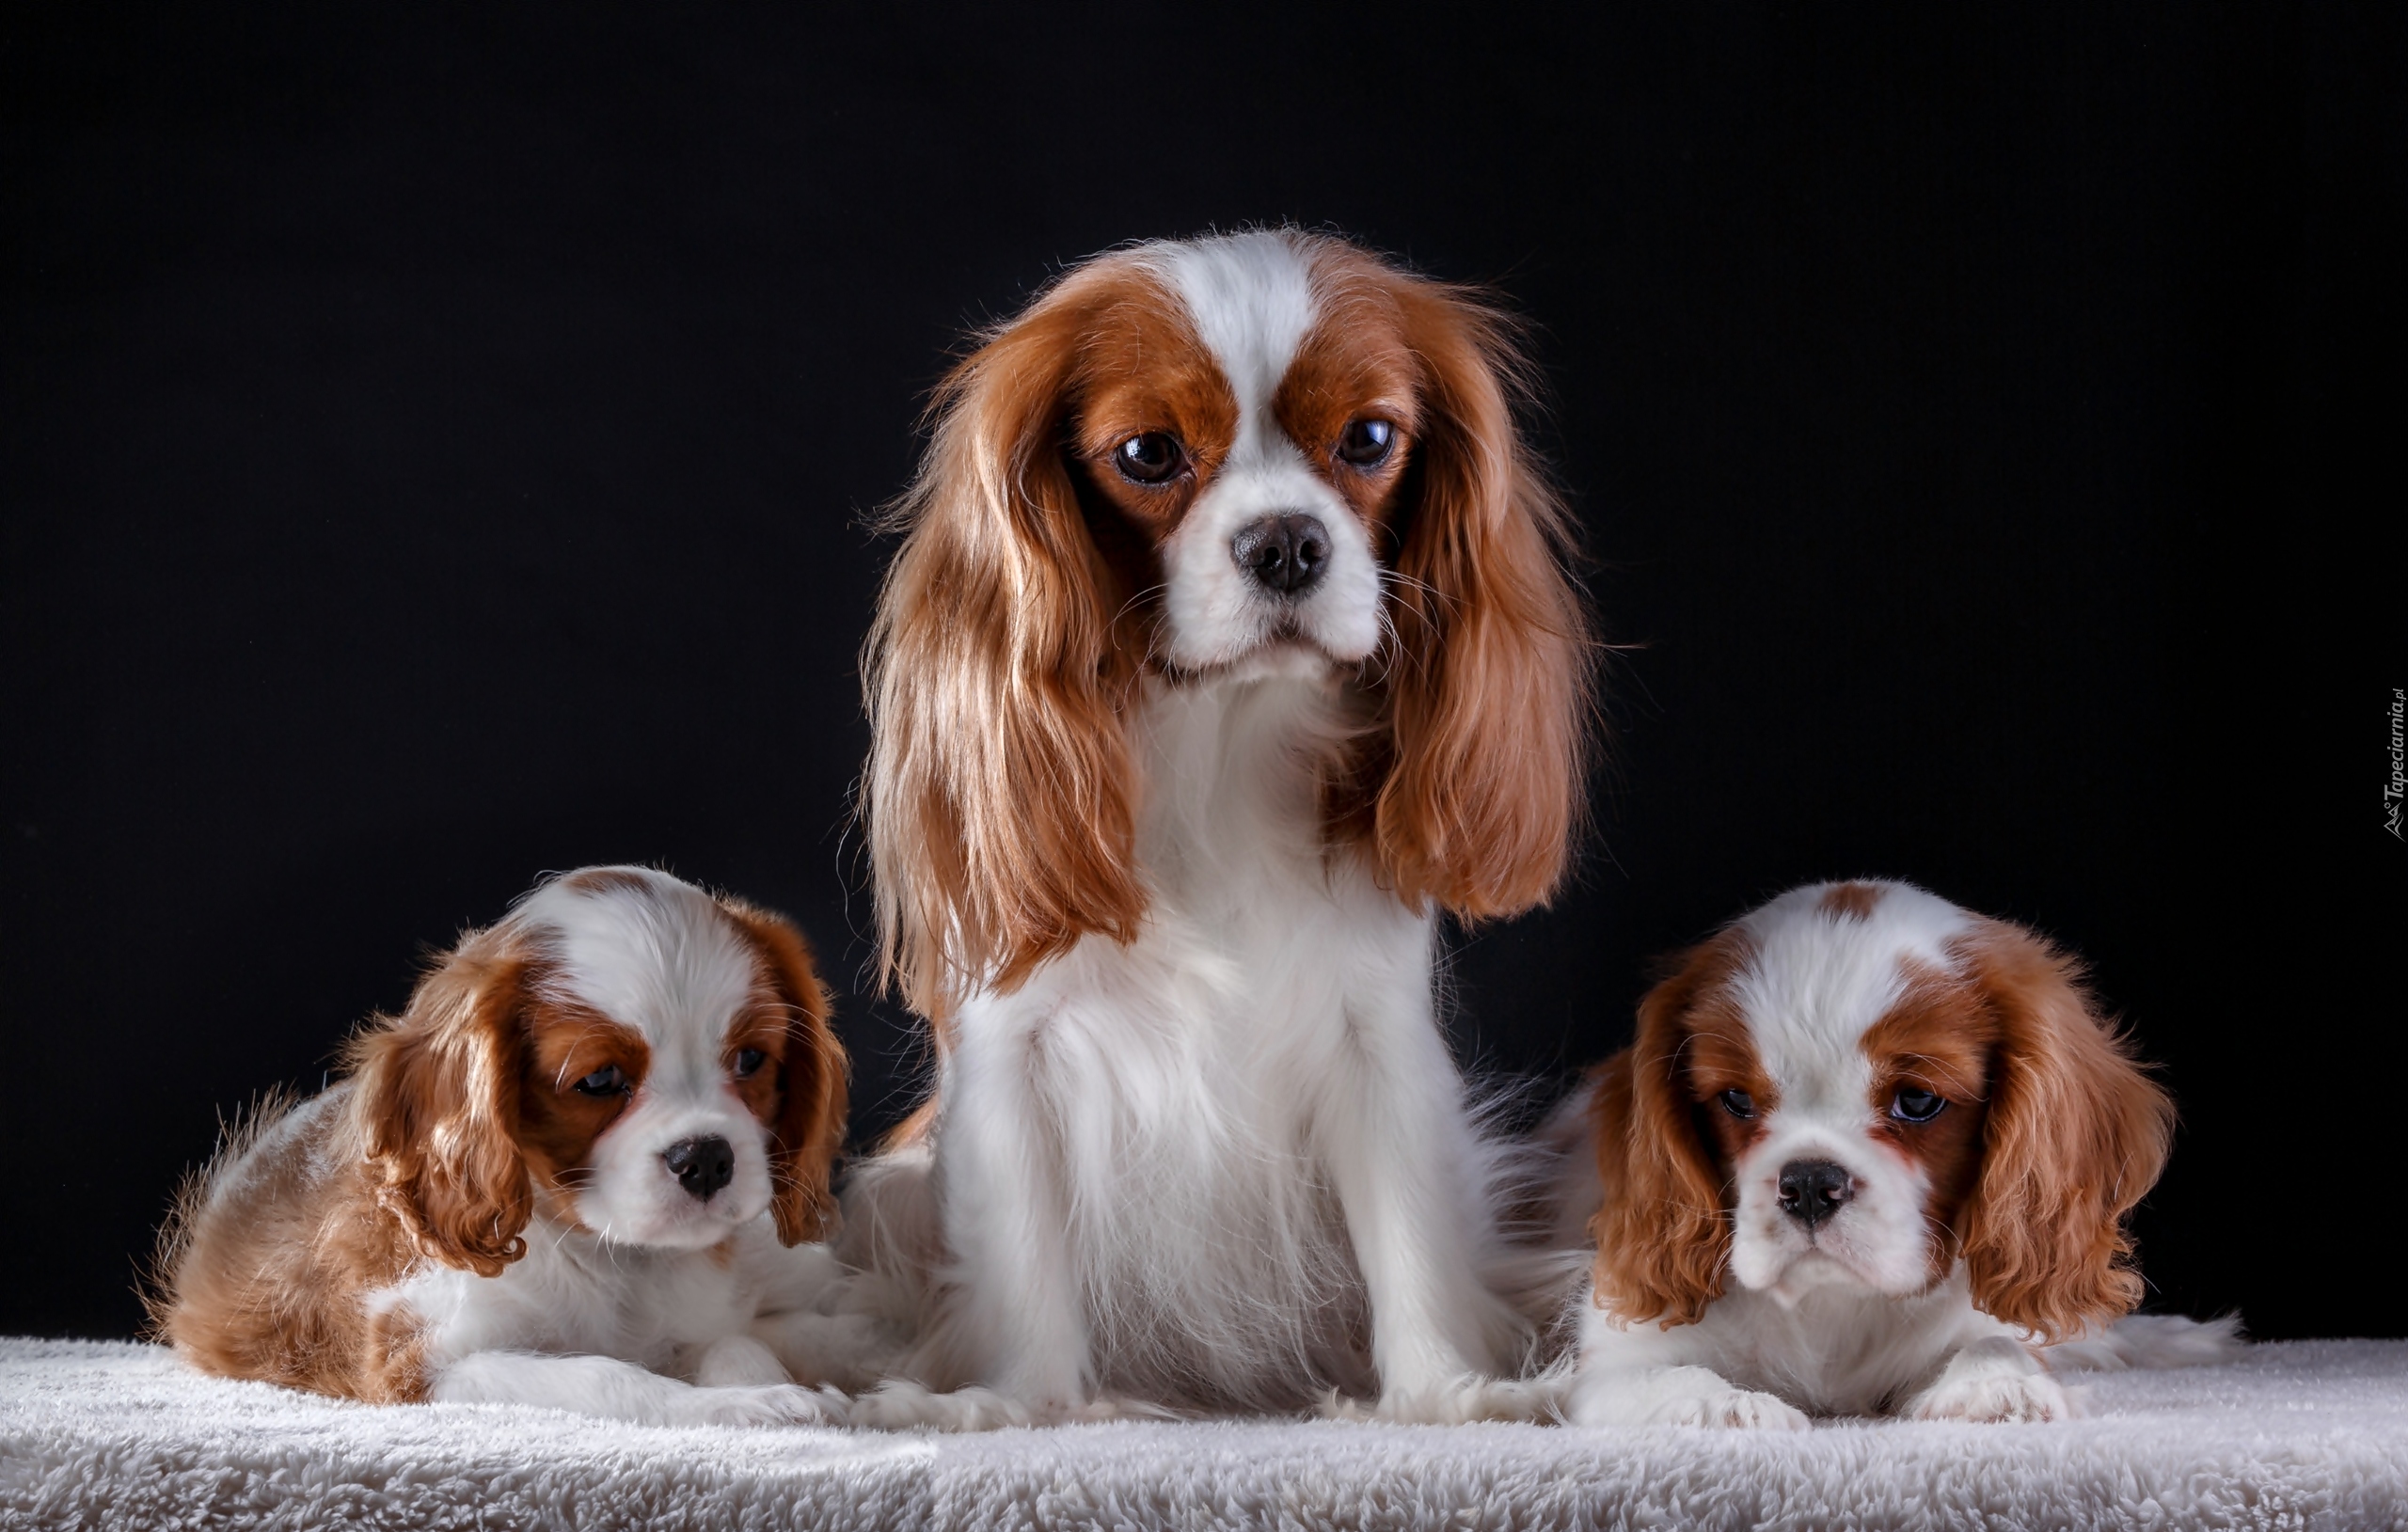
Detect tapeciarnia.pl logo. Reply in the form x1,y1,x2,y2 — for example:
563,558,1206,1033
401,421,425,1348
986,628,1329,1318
2388,687,2404,841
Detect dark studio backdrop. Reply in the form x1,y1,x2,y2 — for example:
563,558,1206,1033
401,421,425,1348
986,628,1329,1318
1,4,2391,1343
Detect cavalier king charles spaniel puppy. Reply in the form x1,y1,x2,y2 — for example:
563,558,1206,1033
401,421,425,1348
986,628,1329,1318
1559,878,2234,1429
844,229,1591,1424
156,866,875,1427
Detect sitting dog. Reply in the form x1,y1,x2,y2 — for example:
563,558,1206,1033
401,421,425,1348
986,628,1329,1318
844,228,1592,1425
1559,878,2232,1427
155,865,874,1426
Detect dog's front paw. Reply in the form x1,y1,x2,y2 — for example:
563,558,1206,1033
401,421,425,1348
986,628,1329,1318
1053,1394,1178,1424
849,1381,1034,1432
1908,1337,2068,1423
1569,1366,1808,1430
688,1334,793,1389
1909,1368,2068,1424
680,1382,850,1428
1337,1375,1565,1425
1653,1385,1810,1430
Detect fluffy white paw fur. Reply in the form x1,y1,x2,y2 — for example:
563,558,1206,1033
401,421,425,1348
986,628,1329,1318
848,1382,1178,1431
848,1382,1033,1431
673,1382,852,1429
1569,1366,1811,1430
1898,1336,2072,1423
1323,1375,1568,1426
1656,1386,1812,1430
687,1335,795,1389
1908,1367,2069,1424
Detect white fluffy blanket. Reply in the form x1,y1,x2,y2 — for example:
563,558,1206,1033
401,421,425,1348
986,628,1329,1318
3,1337,2404,1530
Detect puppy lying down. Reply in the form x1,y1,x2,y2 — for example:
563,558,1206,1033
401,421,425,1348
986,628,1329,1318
1553,879,2238,1429
155,866,887,1426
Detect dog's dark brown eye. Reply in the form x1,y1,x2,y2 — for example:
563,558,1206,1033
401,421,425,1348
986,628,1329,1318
1114,433,1185,484
1336,419,1395,466
574,1065,629,1098
1891,1087,1945,1123
1719,1088,1755,1119
732,1048,768,1079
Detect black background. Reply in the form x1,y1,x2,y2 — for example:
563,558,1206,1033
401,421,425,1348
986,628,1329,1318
2,3,2392,1344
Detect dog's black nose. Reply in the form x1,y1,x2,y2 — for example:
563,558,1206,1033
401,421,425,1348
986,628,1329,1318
1777,1159,1854,1229
1232,513,1331,596
663,1136,735,1201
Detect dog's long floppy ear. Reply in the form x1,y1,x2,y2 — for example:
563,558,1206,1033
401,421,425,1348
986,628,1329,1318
1368,272,1592,921
348,926,534,1277
864,265,1148,1020
1954,918,2174,1341
718,897,848,1246
1587,940,1741,1327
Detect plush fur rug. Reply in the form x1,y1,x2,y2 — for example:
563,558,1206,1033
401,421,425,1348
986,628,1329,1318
3,1337,2404,1530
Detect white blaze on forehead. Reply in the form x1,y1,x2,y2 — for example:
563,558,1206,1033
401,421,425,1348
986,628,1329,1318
1149,232,1318,432
1727,881,1973,1113
515,869,759,1066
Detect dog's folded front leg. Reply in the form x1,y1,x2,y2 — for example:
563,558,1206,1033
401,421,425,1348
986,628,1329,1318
1568,1363,1810,1429
1566,1293,1807,1429
429,1350,847,1427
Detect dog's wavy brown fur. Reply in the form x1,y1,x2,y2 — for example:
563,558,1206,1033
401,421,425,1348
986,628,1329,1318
1952,918,2172,1340
150,892,846,1401
863,233,1593,1020
1586,933,1756,1327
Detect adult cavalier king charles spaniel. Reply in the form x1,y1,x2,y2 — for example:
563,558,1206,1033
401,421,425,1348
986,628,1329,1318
844,229,1592,1425
156,867,877,1426
1556,879,2236,1428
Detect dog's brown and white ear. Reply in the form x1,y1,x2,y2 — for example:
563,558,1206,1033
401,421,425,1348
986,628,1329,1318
348,927,535,1278
863,267,1151,1021
718,897,848,1247
1587,939,1744,1327
1954,918,2174,1341
1365,269,1592,923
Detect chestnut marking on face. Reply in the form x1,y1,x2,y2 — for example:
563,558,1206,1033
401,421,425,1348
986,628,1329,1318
1858,971,1999,1282
719,992,795,1136
1056,264,1244,662
516,999,653,1227
1680,1007,1782,1194
1270,258,1423,552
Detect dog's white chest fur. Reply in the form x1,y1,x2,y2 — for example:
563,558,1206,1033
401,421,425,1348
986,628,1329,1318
912,669,1509,1409
387,1221,775,1375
